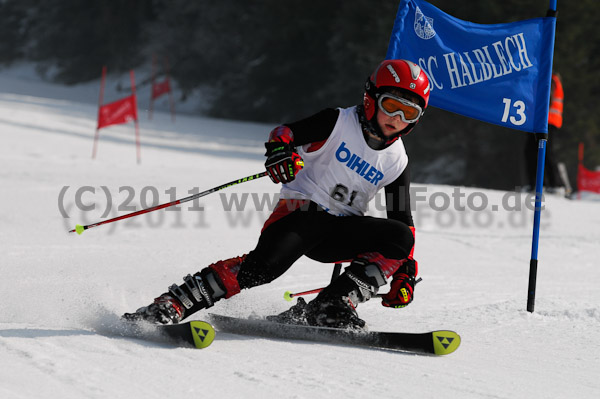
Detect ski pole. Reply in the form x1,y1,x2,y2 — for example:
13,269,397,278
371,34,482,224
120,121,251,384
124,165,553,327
283,288,323,301
283,277,423,301
68,171,268,235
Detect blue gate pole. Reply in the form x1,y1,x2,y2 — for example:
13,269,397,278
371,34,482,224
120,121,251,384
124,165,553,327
527,134,548,313
527,0,558,313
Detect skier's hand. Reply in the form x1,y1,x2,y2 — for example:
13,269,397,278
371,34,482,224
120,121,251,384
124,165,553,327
381,259,417,308
265,142,304,184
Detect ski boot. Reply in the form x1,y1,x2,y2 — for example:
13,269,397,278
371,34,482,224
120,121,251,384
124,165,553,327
122,256,244,324
266,297,309,325
305,259,387,330
122,294,184,324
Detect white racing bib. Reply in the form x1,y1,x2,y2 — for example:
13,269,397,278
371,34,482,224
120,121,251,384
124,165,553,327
280,106,408,216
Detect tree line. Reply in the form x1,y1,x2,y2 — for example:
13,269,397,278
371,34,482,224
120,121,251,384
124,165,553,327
0,0,597,189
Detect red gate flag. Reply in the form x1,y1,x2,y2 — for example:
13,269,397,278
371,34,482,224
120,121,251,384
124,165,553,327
92,67,141,163
152,79,171,100
577,143,600,194
97,94,138,129
577,164,600,194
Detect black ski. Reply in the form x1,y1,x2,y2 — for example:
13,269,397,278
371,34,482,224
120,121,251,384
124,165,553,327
208,314,460,355
114,320,215,349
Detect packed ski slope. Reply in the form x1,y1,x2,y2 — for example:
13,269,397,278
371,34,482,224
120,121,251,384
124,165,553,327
0,66,598,399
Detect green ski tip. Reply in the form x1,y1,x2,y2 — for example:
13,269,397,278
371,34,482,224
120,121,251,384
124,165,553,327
432,331,461,355
189,321,215,349
283,291,293,302
75,225,85,235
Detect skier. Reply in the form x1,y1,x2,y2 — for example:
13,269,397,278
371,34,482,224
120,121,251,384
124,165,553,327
124,59,430,329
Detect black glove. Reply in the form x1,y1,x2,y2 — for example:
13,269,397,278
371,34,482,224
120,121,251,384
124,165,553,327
264,142,304,184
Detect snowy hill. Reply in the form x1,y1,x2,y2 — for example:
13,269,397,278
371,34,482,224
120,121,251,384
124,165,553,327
0,66,599,399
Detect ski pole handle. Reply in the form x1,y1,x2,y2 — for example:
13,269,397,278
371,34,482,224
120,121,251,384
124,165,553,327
69,171,268,235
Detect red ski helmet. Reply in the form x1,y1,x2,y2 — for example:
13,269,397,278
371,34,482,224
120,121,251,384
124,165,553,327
363,59,430,122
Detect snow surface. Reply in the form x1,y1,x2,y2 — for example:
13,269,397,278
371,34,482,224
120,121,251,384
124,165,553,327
1,66,599,399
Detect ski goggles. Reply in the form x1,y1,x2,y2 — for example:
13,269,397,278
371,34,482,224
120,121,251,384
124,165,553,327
377,93,423,123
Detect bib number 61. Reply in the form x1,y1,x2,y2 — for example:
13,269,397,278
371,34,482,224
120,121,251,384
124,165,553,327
331,184,358,206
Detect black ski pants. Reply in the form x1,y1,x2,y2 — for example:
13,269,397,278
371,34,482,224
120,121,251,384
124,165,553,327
237,201,414,289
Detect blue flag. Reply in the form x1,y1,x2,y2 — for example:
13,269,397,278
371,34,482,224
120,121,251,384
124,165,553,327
386,0,556,133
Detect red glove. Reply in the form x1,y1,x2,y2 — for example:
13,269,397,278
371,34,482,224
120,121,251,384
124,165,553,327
381,258,417,308
265,142,304,184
